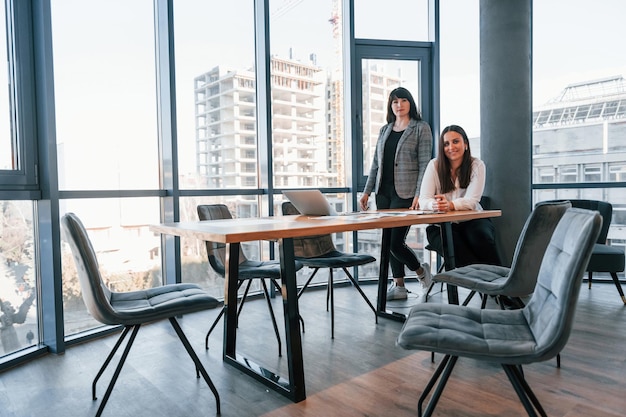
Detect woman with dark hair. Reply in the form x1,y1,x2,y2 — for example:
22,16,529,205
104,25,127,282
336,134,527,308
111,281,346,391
360,87,433,300
419,125,501,267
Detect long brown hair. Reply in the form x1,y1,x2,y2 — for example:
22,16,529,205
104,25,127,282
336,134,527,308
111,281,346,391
436,125,474,194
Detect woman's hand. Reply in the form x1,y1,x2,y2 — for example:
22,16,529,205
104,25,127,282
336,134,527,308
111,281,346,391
434,194,454,212
410,196,420,210
360,194,370,211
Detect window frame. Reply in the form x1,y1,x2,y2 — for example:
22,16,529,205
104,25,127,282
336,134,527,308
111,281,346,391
0,0,39,196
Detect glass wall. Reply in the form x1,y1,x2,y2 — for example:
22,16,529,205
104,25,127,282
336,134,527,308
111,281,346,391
354,0,430,42
439,0,480,148
6,0,624,368
0,3,12,170
0,201,37,356
173,0,257,193
269,0,344,190
51,0,159,191
532,0,626,253
59,198,162,335
50,0,161,336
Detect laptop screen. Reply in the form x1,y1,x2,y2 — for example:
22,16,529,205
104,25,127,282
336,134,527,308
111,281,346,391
282,190,338,216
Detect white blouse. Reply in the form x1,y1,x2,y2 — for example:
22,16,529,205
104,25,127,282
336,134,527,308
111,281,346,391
418,158,486,212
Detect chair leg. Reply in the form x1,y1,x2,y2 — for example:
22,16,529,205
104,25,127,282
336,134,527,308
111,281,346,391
237,279,254,317
342,267,377,321
205,306,225,349
329,269,335,338
424,281,435,301
480,293,488,309
502,364,547,417
588,271,593,289
205,280,245,349
261,279,282,356
461,290,476,306
169,317,221,415
610,272,626,304
418,354,458,417
298,268,321,298
297,268,321,332
93,324,140,417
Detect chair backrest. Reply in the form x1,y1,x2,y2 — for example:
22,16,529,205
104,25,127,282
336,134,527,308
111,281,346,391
197,204,248,276
522,207,602,362
502,200,572,296
281,201,336,258
61,213,119,325
566,199,612,244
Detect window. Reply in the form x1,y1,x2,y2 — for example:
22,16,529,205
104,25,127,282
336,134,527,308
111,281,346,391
174,0,256,192
609,164,626,182
51,0,161,337
270,0,345,189
0,200,37,355
52,0,158,191
559,166,578,183
584,164,602,182
355,0,430,41
0,1,38,190
0,4,12,170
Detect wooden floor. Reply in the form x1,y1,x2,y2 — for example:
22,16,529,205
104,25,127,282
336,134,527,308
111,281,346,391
1,278,625,417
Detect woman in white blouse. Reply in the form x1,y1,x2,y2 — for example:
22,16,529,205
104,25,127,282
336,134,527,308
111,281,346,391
419,125,501,267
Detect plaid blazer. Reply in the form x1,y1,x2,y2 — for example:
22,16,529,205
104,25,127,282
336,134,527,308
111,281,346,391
363,119,433,199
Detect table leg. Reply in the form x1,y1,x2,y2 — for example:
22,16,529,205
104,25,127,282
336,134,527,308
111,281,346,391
440,222,459,305
221,240,306,402
223,242,239,357
278,237,306,401
376,228,406,321
376,228,391,314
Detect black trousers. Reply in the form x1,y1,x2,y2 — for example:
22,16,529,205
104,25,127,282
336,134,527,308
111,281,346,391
375,191,422,278
426,218,501,268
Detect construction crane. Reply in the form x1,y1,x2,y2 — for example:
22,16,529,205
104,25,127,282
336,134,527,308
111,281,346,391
272,0,304,19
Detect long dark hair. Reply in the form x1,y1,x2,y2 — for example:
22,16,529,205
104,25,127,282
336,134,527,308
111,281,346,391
436,125,474,193
386,87,421,123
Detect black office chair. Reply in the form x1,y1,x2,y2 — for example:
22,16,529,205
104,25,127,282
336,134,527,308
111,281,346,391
282,201,377,338
565,199,626,304
61,213,221,417
198,204,304,355
397,208,602,417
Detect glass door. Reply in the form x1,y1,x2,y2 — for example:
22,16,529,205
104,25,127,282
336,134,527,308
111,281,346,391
353,43,433,190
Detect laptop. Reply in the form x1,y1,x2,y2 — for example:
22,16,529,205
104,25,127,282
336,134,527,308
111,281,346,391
283,189,338,216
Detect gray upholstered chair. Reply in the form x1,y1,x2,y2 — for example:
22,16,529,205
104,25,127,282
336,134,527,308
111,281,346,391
432,200,571,309
566,199,626,304
397,207,602,417
61,213,221,417
282,201,377,338
198,204,304,355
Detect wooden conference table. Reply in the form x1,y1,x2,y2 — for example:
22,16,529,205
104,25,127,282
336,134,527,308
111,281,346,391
150,208,501,403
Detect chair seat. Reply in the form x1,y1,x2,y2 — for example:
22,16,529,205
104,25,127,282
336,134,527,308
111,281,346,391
237,259,303,279
397,303,554,365
296,250,375,268
433,264,513,294
587,243,625,272
109,283,219,325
